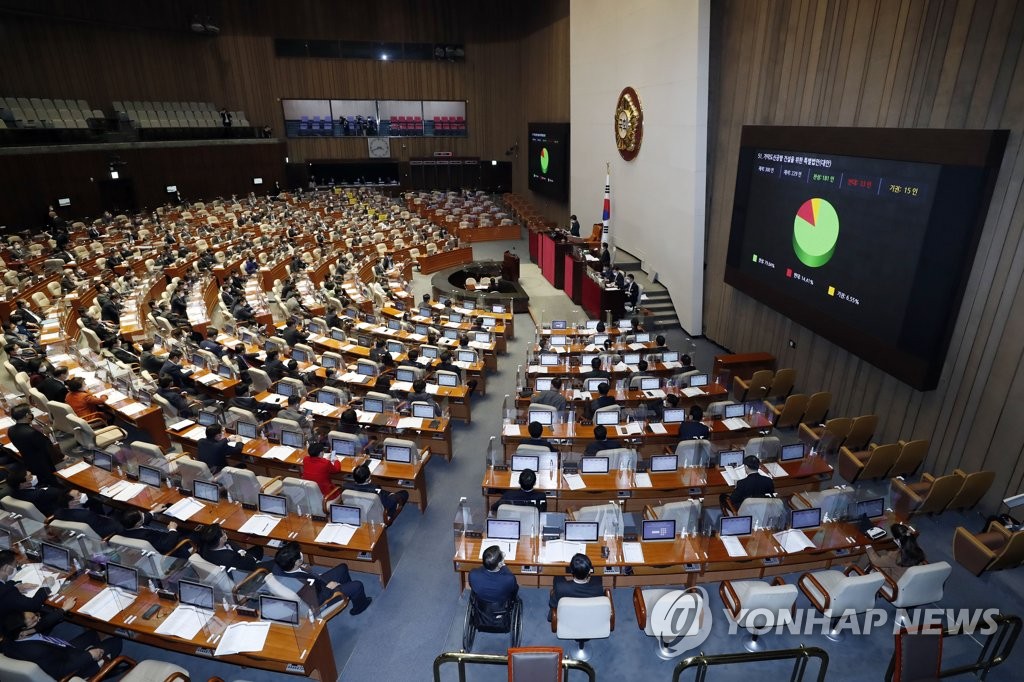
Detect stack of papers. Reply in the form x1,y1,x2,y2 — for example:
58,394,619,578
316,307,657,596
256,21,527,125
721,465,749,487
391,381,414,392
453,361,472,370
396,417,423,429
14,563,65,593
119,402,148,416
621,542,646,563
315,523,358,545
478,540,517,560
563,473,586,490
662,361,682,370
424,384,440,394
529,365,546,374
634,473,653,487
300,401,337,416
764,462,787,478
502,424,521,436
165,497,206,521
722,417,750,431
774,529,816,554
469,341,490,350
196,373,221,385
97,389,129,404
155,604,213,640
612,362,629,372
649,423,668,435
616,422,644,437
572,390,593,401
628,342,647,351
182,425,208,441
262,445,295,461
681,387,705,397
169,418,196,431
100,480,146,502
415,356,432,366
539,540,586,563
79,587,135,621
721,536,748,557
59,461,91,478
238,514,281,535
214,622,270,656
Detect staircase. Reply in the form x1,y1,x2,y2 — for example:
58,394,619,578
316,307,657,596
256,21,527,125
613,248,680,330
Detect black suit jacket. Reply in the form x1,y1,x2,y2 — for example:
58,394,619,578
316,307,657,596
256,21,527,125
140,352,164,374
490,488,547,514
0,580,49,620
583,439,624,456
197,437,241,473
468,566,519,605
592,395,618,411
677,421,711,441
54,507,124,539
549,576,604,610
2,610,98,679
202,544,258,571
8,423,59,485
730,471,775,508
121,525,185,556
263,359,286,381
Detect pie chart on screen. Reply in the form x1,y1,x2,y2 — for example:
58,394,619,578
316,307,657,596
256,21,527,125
540,147,550,174
793,198,839,267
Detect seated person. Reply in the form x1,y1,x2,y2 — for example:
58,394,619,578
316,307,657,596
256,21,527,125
63,376,109,422
120,509,189,559
301,441,341,497
530,377,567,412
159,349,190,388
490,468,546,513
272,541,372,615
278,394,311,429
406,379,442,417
200,328,225,357
337,408,372,449
581,357,611,382
520,420,555,450
548,553,603,621
156,375,200,419
5,465,65,517
678,353,696,374
263,350,286,381
726,455,775,509
591,382,617,411
54,490,124,538
583,425,623,456
199,523,264,571
139,341,165,374
2,602,122,679
677,405,711,440
865,523,926,582
197,424,242,474
0,549,57,619
468,545,519,605
345,462,409,518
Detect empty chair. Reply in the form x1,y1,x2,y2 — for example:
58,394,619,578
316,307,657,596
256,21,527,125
875,561,952,610
838,442,900,484
944,469,995,511
67,413,126,450
887,439,929,478
798,566,884,640
799,391,832,426
799,416,853,455
633,587,703,659
733,497,787,528
673,439,712,468
890,471,965,516
108,534,175,579
282,476,338,516
764,368,796,403
733,369,773,401
176,456,213,493
572,502,623,537
720,578,799,651
187,553,237,596
601,447,637,471
216,466,282,506
266,417,301,442
248,367,272,393
645,499,700,535
496,503,540,536
31,291,50,309
841,414,878,451
592,404,622,424
766,393,808,429
553,591,614,661
791,487,855,521
952,522,1024,576
744,436,780,461
705,400,735,419
340,489,386,527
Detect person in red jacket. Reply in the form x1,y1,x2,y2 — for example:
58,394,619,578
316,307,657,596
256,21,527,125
301,441,341,497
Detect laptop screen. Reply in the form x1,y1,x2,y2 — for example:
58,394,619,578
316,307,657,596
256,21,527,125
193,479,220,503
198,410,218,426
258,493,288,516
780,443,805,462
236,421,258,439
564,521,599,543
357,363,376,377
791,508,822,530
540,354,560,366
322,354,340,369
421,346,439,359
721,515,753,537
277,382,294,396
550,335,567,346
857,498,885,519
585,320,599,329
723,403,746,419
331,329,346,341
387,341,403,354
580,456,609,474
618,319,633,329
92,449,113,471
281,430,304,448
585,378,606,392
259,595,300,625
449,312,463,323
331,438,356,456
191,353,206,369
106,562,139,594
412,403,435,419
218,364,234,378
291,349,307,363
594,410,619,426
474,332,490,343
640,377,660,390
719,450,744,468
329,504,362,526
688,374,709,387
41,542,71,572
483,317,497,327
387,320,401,331
635,332,651,343
438,372,458,387
444,329,459,340
492,305,506,313
396,368,416,383
650,454,678,472
457,351,477,364
179,579,215,610
534,377,553,391
363,398,384,413
385,444,412,463
551,320,567,330
663,408,686,424
419,307,432,318
138,464,162,488
528,410,553,426
662,351,679,363
511,454,539,472
486,518,520,540
307,322,322,335
623,353,641,365
318,390,338,405
593,334,609,345
643,519,676,541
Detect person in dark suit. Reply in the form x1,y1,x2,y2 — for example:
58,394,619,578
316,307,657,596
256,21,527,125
624,273,640,308
197,424,242,474
548,553,603,620
7,404,60,486
139,341,165,375
490,468,547,513
227,384,265,418
281,319,308,348
344,462,409,519
728,455,775,509
599,243,611,267
99,295,121,325
520,421,556,451
6,466,64,517
157,376,198,418
591,382,617,411
613,268,626,289
677,405,711,441
530,377,567,412
263,350,286,381
581,357,611,383
54,491,124,538
159,350,190,388
468,545,519,605
120,509,189,558
272,541,372,615
200,328,225,357
569,214,581,237
2,602,122,678
583,425,623,456
199,524,263,571
109,338,140,366
437,351,478,394
0,549,54,620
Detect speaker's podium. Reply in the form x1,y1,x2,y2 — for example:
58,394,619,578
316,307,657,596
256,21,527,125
503,250,520,282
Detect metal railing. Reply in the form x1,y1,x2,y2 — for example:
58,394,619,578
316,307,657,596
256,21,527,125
672,645,829,682
433,651,596,682
939,613,1021,680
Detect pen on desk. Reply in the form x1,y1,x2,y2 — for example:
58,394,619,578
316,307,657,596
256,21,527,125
300,648,308,658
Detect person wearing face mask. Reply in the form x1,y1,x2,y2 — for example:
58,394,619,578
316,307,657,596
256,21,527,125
271,541,372,615
53,490,124,539
7,404,61,486
0,549,72,620
6,465,64,516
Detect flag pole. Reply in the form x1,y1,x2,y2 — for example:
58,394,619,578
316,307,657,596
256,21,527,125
601,162,611,246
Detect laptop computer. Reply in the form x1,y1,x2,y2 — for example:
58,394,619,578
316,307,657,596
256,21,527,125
642,519,676,541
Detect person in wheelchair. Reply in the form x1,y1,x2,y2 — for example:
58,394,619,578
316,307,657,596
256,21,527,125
469,545,519,604
465,545,522,649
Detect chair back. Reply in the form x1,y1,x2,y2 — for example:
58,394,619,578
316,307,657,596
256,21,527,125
176,456,212,493
267,417,301,441
890,562,952,608
282,477,326,515
341,490,385,526
989,532,1024,571
108,534,168,578
945,470,995,511
151,391,179,420
226,406,258,427
845,414,878,451
674,440,711,467
574,502,623,537
732,581,799,628
652,500,700,535
705,400,735,418
891,627,943,682
48,400,79,434
815,417,854,455
773,394,808,429
261,573,312,618
736,497,787,528
888,440,929,478
48,519,106,559
801,392,832,425
744,436,780,461
248,367,272,393
279,377,306,397
592,404,622,424
556,596,612,640
829,572,885,615
218,466,263,506
496,504,540,536
0,654,58,682
766,368,796,402
508,647,563,682
187,553,237,595
66,414,102,449
915,473,965,514
808,487,856,520
860,443,900,480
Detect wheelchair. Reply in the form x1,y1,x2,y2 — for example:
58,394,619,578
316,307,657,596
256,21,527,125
462,592,523,651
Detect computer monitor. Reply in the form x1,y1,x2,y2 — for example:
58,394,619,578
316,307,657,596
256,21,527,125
594,410,619,426
138,464,162,488
276,382,294,397
444,329,459,340
292,348,311,363
396,368,416,383
394,301,406,312
791,508,822,530
412,403,435,419
483,317,497,328
618,319,633,329
581,353,599,366
321,354,338,369
385,444,413,463
723,403,746,419
623,353,641,365
330,438,356,456
650,454,678,472
550,335,567,347
528,409,553,426
449,312,463,323
635,332,651,343
585,378,606,392
191,353,205,369
492,304,506,313
363,398,384,413
780,443,806,462
720,515,753,537
540,353,560,366
41,542,71,573
534,377,553,391
318,390,338,406
688,374,709,387
551,320,567,330
259,595,300,625
415,324,429,336
511,454,539,472
438,296,450,306
421,345,439,359
92,449,113,471
486,518,520,540
387,340,403,354
329,504,362,526
585,320,599,329
564,521,599,543
307,322,323,335
137,390,152,407
662,351,680,363
258,493,288,516
438,372,458,387
387,319,401,331
663,408,686,424
281,430,304,449
640,377,660,391
418,306,432,318
178,579,215,610
457,350,477,364
218,364,234,379
363,314,377,324
357,363,376,377
106,562,139,594
264,341,278,353
331,328,346,341
236,421,258,439
580,457,610,474
643,519,676,541
593,334,609,345
719,450,745,468
198,410,218,426
193,479,220,504
856,498,886,519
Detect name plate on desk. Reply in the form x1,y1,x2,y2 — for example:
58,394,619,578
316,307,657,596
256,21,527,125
617,490,632,498
195,647,214,657
684,563,702,573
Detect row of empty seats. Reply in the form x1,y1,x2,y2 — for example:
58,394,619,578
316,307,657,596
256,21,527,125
0,96,102,129
113,100,248,129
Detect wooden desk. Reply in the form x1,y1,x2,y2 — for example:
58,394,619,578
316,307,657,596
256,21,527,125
514,383,730,414
712,352,776,385
418,247,474,274
582,273,625,320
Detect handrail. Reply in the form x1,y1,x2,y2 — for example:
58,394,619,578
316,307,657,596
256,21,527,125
939,613,1020,679
433,651,596,682
672,645,828,682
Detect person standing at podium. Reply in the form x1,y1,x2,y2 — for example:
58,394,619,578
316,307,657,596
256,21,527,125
569,214,581,237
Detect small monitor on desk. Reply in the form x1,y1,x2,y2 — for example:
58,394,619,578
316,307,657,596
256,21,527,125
193,479,220,504
551,320,567,330
594,410,619,426
438,296,451,306
253,177,263,185
218,364,234,379
540,353,560,367
593,334,609,345
318,390,338,406
483,317,497,328
291,349,308,363
198,410,218,427
0,528,11,550
385,444,413,463
650,454,678,472
585,320,599,330
415,324,429,336
394,301,406,312
457,350,477,364
535,377,553,392
444,329,459,340
723,403,746,419
584,378,606,392
581,353,598,366
321,355,338,369
331,329,346,341
418,306,432,318
412,403,435,419
640,377,660,391
259,595,300,626
511,454,539,472
281,429,304,449
719,450,744,469
179,579,215,610
106,562,139,594
663,408,686,424
856,497,886,519
396,368,416,383
623,353,641,365
57,197,71,207
528,409,553,426
486,518,520,540
643,519,676,541
791,508,822,530
474,332,490,344
438,373,458,387
449,312,463,323
662,351,680,363
363,398,384,414
363,314,377,325
329,504,362,526
276,382,294,397
258,493,288,516
688,374,709,388
387,340,403,354
42,542,71,573
330,438,356,456
92,449,113,471
421,346,439,359
492,304,506,314
720,515,753,537
307,322,322,335
780,443,805,462
191,353,206,369
580,456,609,474
264,340,278,353
635,332,651,343
236,421,259,440
138,464,162,488
357,363,377,377
550,335,567,347
618,319,633,329
564,521,599,543
387,319,401,331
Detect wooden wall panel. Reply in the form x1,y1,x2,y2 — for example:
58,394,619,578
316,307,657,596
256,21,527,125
705,0,1024,509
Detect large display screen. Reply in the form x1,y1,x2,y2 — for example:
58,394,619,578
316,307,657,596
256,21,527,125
528,123,569,200
725,126,1007,390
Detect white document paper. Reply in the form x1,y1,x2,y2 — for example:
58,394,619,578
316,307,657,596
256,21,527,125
424,383,440,394
572,390,592,401
662,361,682,370
621,542,646,564
155,605,213,640
528,365,546,373
629,342,646,351
396,417,423,429
315,523,357,546
721,536,748,557
563,473,586,490
59,461,91,478
0,416,14,430
262,445,296,461
681,387,704,397
616,422,643,437
79,587,135,621
765,462,787,478
182,425,207,441
540,540,586,563
111,482,146,502
119,402,148,416
391,381,414,392
612,362,629,372
478,540,517,560
469,341,490,350
502,424,521,437
721,465,749,487
13,563,65,593
644,389,667,399
214,621,270,656
633,473,653,488
723,417,750,431
300,401,336,416
166,497,206,521
169,418,196,431
648,423,668,435
774,529,816,554
365,458,382,473
416,356,432,366
238,514,281,535
97,389,128,403
196,373,221,385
